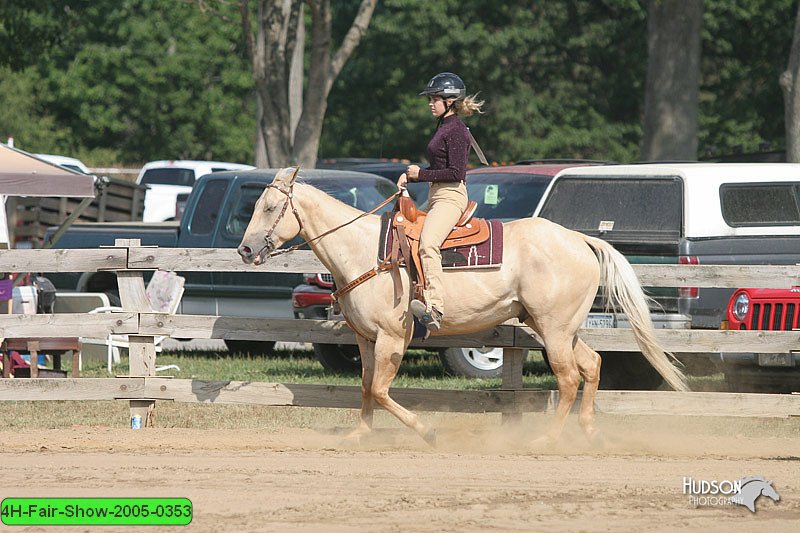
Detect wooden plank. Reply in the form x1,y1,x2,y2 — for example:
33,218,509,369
128,248,325,272
634,264,800,288
591,390,800,418
0,248,127,272
125,248,800,289
138,314,519,348
514,325,800,353
0,313,138,337
115,240,157,426
142,379,545,413
0,378,145,401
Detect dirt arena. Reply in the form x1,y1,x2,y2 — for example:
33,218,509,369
1,411,799,532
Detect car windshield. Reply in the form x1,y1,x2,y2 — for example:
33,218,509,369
418,172,550,221
141,168,196,187
225,178,397,237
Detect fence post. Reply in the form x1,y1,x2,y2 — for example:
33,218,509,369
114,238,157,428
501,347,525,424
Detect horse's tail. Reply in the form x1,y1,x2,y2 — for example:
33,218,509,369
582,235,690,392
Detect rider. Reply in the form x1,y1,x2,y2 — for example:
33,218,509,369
397,72,484,332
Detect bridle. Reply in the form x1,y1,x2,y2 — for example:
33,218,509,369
253,169,401,261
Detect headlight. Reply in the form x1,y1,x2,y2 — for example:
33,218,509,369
732,293,750,321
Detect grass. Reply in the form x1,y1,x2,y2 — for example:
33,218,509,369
78,347,558,390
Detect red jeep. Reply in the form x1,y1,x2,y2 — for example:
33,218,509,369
720,287,800,392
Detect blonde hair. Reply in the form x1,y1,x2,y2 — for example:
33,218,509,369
453,93,484,117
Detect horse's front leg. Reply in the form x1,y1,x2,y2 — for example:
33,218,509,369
371,332,437,447
343,334,376,445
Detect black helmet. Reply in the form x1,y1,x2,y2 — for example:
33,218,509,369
419,72,466,100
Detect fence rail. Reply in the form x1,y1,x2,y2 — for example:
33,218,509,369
1,243,800,426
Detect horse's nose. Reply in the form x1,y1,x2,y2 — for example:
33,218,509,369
238,244,253,262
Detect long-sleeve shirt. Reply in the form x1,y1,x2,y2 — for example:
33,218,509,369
416,115,470,183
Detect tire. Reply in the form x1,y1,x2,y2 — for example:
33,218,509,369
599,351,665,390
438,347,503,378
313,343,361,374
224,340,276,355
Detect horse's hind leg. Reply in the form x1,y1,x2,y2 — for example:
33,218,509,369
371,332,436,447
573,338,601,441
533,327,582,443
344,334,376,444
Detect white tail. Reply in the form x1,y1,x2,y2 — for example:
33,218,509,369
583,235,689,392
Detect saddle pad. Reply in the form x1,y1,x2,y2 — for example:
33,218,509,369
379,214,504,269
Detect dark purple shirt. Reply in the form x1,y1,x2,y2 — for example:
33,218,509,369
417,115,470,183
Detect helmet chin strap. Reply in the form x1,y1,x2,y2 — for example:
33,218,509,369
436,99,456,129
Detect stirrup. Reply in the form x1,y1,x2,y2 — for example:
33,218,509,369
410,299,443,332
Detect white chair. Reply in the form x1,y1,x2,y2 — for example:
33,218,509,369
86,271,185,373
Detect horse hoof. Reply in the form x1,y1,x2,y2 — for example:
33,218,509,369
422,428,437,448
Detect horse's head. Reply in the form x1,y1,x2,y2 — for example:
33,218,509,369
761,481,780,502
237,166,303,265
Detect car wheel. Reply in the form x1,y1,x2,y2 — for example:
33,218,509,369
224,340,276,355
598,351,664,390
313,343,361,374
438,347,503,378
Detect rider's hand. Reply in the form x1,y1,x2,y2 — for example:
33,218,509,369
397,172,408,190
407,165,421,181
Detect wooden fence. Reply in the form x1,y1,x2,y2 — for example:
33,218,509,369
1,242,800,427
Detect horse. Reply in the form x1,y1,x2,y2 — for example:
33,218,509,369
237,167,689,447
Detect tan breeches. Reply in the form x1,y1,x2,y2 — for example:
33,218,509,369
418,181,468,314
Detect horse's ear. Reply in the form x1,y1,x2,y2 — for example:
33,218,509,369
289,165,301,184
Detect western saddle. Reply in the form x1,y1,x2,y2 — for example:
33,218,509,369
332,191,491,303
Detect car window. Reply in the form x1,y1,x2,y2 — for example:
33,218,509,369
141,168,196,187
720,183,800,226
188,179,230,235
465,173,551,221
539,176,682,241
313,179,397,215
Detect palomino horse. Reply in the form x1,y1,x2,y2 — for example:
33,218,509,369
237,167,688,446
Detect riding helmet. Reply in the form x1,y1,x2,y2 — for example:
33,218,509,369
419,72,466,100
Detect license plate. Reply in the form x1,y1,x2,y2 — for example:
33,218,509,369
585,313,614,328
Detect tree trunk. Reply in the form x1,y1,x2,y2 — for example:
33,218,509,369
641,0,703,161
781,3,800,163
241,0,377,169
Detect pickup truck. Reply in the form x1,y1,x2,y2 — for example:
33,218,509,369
46,168,399,353
534,163,800,390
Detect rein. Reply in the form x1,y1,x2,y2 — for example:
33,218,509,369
263,184,401,259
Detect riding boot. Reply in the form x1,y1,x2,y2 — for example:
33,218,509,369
410,299,443,332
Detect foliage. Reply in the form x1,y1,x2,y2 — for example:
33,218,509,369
0,0,796,165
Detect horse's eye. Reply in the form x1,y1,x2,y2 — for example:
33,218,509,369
265,204,276,213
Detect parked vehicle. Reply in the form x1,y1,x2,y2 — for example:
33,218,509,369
34,153,92,174
535,163,800,391
294,161,605,377
718,287,800,392
45,168,399,355
137,160,254,222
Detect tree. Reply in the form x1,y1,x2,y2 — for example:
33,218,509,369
240,0,377,167
781,2,800,162
641,0,704,161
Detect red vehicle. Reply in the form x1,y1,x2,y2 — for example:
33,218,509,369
720,287,800,392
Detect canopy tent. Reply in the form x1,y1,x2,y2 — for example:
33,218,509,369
0,144,95,197
0,144,98,246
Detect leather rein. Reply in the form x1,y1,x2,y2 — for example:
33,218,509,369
260,181,401,261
